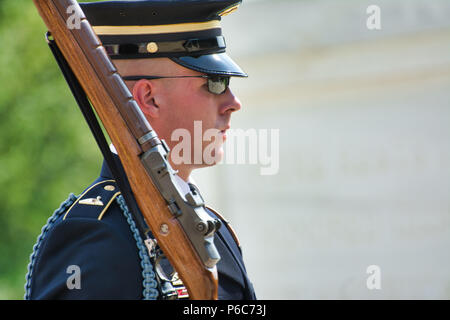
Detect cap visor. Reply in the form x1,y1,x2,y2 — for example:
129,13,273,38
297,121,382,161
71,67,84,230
171,53,247,77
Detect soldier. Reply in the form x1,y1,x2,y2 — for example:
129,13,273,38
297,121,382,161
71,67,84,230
25,0,256,300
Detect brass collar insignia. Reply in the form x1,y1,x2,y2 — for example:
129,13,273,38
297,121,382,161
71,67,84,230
79,196,104,206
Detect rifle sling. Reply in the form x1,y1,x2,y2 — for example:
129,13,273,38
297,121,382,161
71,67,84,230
46,33,150,238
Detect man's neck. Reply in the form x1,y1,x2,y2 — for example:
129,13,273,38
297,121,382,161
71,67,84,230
170,162,192,182
178,173,190,182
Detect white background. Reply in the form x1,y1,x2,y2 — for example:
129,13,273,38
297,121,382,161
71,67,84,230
193,0,450,299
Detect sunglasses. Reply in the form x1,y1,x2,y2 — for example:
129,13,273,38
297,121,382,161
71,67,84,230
121,75,230,95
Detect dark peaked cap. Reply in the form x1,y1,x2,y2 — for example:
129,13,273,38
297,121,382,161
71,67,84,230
80,0,247,77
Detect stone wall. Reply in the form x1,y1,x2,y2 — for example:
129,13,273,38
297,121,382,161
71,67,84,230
193,0,450,299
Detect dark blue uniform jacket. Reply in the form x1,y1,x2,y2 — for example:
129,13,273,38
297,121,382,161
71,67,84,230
28,161,256,300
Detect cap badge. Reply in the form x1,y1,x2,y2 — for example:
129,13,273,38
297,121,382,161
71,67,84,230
146,42,159,53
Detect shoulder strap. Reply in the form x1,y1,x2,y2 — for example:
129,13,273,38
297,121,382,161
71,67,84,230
62,180,120,221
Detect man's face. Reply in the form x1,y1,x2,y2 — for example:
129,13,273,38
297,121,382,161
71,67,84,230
119,58,242,173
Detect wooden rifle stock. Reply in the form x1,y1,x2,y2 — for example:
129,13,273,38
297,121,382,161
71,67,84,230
33,0,219,299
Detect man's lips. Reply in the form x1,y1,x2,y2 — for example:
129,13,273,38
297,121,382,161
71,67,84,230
219,125,231,133
216,125,229,141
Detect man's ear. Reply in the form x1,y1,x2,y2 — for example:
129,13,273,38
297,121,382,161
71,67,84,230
132,79,160,118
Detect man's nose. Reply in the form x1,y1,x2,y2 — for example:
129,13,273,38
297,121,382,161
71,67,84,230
219,88,242,114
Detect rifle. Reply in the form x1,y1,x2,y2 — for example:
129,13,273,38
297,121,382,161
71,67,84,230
32,0,221,299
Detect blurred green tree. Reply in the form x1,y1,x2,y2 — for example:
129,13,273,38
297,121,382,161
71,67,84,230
0,0,103,299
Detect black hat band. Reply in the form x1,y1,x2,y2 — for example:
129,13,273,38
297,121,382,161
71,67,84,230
104,36,226,59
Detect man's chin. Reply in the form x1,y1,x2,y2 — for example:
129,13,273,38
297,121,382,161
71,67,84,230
206,145,224,165
192,147,225,169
